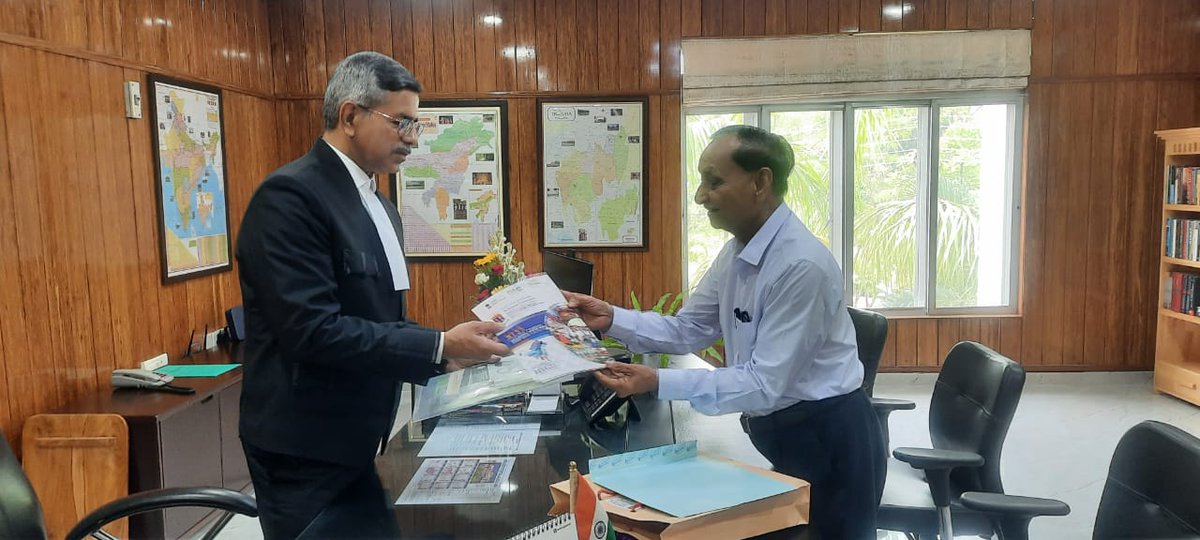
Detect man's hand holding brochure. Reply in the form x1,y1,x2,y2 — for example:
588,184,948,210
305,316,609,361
413,274,609,421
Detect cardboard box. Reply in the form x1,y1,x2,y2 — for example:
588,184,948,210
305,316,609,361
548,456,809,539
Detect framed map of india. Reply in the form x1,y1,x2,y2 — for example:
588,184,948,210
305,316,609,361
148,74,232,283
539,97,648,249
393,100,509,259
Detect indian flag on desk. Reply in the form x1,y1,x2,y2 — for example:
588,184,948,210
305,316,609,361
574,475,616,540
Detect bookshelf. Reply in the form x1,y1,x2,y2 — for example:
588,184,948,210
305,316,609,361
1155,128,1200,406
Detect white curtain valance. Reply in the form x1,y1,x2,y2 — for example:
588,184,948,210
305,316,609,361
682,30,1031,106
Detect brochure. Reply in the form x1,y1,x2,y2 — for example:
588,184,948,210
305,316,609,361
412,274,608,421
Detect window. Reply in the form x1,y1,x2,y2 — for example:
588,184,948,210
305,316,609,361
683,95,1022,315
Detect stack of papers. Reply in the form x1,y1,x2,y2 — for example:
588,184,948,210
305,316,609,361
418,418,541,457
589,441,797,517
413,274,607,421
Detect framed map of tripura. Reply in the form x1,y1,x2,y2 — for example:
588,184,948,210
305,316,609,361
147,74,233,283
392,100,510,259
538,97,648,249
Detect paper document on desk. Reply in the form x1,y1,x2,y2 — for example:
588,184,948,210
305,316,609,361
395,456,516,505
418,418,541,457
589,441,796,518
413,274,608,421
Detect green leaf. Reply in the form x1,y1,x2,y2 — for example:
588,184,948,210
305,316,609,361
668,292,684,314
630,291,641,310
652,292,672,314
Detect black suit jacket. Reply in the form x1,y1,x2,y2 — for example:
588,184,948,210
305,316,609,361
236,138,440,467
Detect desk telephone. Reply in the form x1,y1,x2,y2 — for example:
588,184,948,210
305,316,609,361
111,369,195,394
578,350,637,425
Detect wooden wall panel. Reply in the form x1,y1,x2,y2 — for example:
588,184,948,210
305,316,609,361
0,0,277,450
258,0,1200,374
3,0,1200,454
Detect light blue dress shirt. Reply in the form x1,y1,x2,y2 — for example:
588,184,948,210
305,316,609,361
608,203,863,417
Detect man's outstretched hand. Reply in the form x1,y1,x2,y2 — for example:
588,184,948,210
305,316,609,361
443,321,510,369
593,361,658,397
562,291,615,333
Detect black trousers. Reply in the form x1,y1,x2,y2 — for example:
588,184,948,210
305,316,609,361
743,389,885,540
242,442,401,540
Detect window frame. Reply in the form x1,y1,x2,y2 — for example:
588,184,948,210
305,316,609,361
682,92,1026,316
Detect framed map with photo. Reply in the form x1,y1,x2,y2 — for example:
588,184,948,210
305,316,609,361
539,97,648,249
392,100,509,259
147,74,232,283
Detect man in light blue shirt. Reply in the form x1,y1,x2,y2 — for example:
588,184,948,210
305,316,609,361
566,125,885,539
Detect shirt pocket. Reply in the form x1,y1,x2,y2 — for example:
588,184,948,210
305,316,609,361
340,249,381,278
731,319,758,364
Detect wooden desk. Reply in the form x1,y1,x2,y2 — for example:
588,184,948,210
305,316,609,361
378,355,804,539
57,347,247,539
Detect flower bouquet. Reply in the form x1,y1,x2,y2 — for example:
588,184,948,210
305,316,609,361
473,230,526,303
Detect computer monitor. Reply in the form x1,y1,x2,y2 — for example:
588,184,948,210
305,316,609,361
542,250,594,295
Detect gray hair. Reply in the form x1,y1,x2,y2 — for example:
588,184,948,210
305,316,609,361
322,51,423,130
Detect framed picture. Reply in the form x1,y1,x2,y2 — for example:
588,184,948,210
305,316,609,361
391,100,509,259
538,97,648,249
147,74,233,283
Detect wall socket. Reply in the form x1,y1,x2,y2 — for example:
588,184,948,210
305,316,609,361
205,329,222,350
141,353,169,371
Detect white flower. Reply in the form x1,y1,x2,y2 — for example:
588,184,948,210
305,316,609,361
474,272,489,285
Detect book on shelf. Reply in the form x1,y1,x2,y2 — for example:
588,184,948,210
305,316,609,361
1165,271,1200,316
1167,166,1200,205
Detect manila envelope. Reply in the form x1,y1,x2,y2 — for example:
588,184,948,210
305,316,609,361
549,455,809,540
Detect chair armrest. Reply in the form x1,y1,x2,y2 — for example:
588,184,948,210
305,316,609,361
65,487,257,540
870,397,916,453
893,447,984,508
871,397,917,412
959,491,1070,518
960,491,1070,540
893,447,984,470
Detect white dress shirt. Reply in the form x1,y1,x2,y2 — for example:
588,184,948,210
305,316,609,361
608,203,863,417
327,143,410,291
327,141,444,362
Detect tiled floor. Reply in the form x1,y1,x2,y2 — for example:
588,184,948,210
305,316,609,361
212,372,1200,540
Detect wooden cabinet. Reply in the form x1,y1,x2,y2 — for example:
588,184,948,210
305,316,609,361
58,350,247,539
1155,128,1200,405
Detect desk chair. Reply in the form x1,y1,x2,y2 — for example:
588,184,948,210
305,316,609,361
847,307,915,453
961,420,1200,540
876,341,1026,540
0,430,256,540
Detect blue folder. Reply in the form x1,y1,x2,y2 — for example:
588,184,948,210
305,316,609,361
589,441,796,518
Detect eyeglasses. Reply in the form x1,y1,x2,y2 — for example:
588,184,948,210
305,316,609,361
358,105,423,138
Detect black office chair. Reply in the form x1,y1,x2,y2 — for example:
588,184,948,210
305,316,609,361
0,430,257,540
847,306,915,453
876,341,1026,540
848,306,886,397
961,420,1200,540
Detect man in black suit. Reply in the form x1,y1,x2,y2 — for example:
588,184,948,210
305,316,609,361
236,51,510,539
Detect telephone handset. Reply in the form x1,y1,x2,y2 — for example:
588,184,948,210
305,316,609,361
112,368,195,394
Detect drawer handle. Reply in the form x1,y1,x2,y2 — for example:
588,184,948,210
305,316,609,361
201,395,215,404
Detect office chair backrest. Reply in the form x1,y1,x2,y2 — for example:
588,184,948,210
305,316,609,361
0,431,48,540
848,307,887,397
929,341,1025,497
1093,421,1200,539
